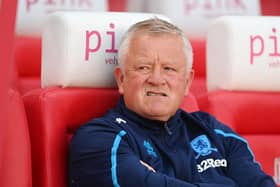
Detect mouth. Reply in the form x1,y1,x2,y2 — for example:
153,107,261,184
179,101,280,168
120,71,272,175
146,91,167,97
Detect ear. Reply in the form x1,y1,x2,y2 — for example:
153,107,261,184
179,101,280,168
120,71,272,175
114,66,125,94
184,69,194,96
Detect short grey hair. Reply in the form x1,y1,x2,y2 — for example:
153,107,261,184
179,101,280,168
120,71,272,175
118,18,193,70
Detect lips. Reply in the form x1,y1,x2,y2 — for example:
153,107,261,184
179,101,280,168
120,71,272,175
146,91,167,97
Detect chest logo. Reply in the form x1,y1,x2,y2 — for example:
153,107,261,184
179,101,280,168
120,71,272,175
191,135,217,159
143,140,157,158
115,117,126,124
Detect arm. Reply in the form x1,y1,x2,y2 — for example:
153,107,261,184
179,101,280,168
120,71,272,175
213,126,276,187
69,123,235,187
69,123,196,187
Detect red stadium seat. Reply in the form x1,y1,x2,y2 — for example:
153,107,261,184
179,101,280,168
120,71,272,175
260,0,280,15
190,38,207,98
23,11,199,187
198,90,280,180
108,0,127,11
14,36,42,94
245,135,280,180
1,89,32,187
23,87,119,187
198,91,280,131
23,87,198,187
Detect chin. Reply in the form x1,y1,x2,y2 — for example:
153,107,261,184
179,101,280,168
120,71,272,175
146,109,170,119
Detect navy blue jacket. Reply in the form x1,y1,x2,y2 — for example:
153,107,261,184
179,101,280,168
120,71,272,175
69,97,275,187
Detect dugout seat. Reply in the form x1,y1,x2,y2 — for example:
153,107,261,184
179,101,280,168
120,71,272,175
23,11,199,187
23,87,198,187
198,90,280,180
14,36,41,94
198,16,280,184
14,0,109,94
1,89,32,187
190,38,207,98
1,1,32,186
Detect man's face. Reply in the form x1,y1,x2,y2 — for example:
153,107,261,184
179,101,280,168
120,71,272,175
115,33,194,121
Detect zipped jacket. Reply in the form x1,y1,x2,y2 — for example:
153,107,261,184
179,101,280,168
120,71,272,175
69,97,276,187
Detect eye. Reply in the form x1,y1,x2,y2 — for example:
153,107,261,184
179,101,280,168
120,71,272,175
138,66,149,70
164,66,176,72
136,65,151,73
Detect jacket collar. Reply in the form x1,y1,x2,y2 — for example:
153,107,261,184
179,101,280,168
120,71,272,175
116,96,183,134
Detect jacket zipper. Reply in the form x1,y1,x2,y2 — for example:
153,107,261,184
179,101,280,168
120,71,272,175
164,122,172,135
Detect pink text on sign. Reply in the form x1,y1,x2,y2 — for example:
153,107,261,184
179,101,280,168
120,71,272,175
184,0,246,15
250,28,280,64
84,22,118,61
26,0,93,12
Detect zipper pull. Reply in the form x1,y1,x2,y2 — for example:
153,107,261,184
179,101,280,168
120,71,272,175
164,122,172,135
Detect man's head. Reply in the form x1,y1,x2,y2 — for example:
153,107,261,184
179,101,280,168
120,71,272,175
115,18,194,121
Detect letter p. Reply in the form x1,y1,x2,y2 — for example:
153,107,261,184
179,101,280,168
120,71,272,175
85,30,101,61
250,35,264,64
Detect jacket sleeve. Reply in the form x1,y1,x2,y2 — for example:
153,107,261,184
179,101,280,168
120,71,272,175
68,122,235,187
211,119,276,187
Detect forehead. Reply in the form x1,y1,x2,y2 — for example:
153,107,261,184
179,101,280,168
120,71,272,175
127,32,187,61
130,31,183,44
130,32,185,51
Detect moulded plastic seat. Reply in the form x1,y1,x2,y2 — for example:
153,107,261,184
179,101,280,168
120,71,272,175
244,135,280,179
200,16,280,184
23,87,199,187
23,11,199,187
14,0,109,94
1,89,32,187
189,38,207,98
198,90,280,180
23,87,120,187
260,0,280,15
198,91,280,131
14,36,42,94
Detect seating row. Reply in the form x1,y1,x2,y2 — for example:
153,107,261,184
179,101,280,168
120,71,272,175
14,0,280,96
5,88,280,187
3,7,280,187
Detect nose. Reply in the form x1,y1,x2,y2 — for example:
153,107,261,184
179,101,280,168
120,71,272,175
147,66,166,85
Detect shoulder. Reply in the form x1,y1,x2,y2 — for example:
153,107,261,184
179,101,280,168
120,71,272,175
70,110,127,149
183,110,235,133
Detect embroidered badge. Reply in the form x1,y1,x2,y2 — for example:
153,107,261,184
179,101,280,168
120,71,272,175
143,140,157,158
190,135,218,159
115,117,126,124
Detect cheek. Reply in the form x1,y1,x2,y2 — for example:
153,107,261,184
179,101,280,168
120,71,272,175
127,74,146,86
169,77,189,94
170,76,187,87
123,77,145,93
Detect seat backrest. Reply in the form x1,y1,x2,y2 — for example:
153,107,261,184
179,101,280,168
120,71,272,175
14,36,42,93
198,16,280,183
24,87,119,187
198,90,280,132
15,0,108,37
202,15,280,129
0,0,17,116
127,0,261,38
207,16,280,92
189,38,207,97
14,0,109,94
1,2,32,186
41,11,170,88
23,11,199,187
244,135,280,179
1,89,32,187
23,87,199,187
108,0,127,11
260,0,280,15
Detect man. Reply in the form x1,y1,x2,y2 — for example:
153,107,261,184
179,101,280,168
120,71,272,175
69,18,276,186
